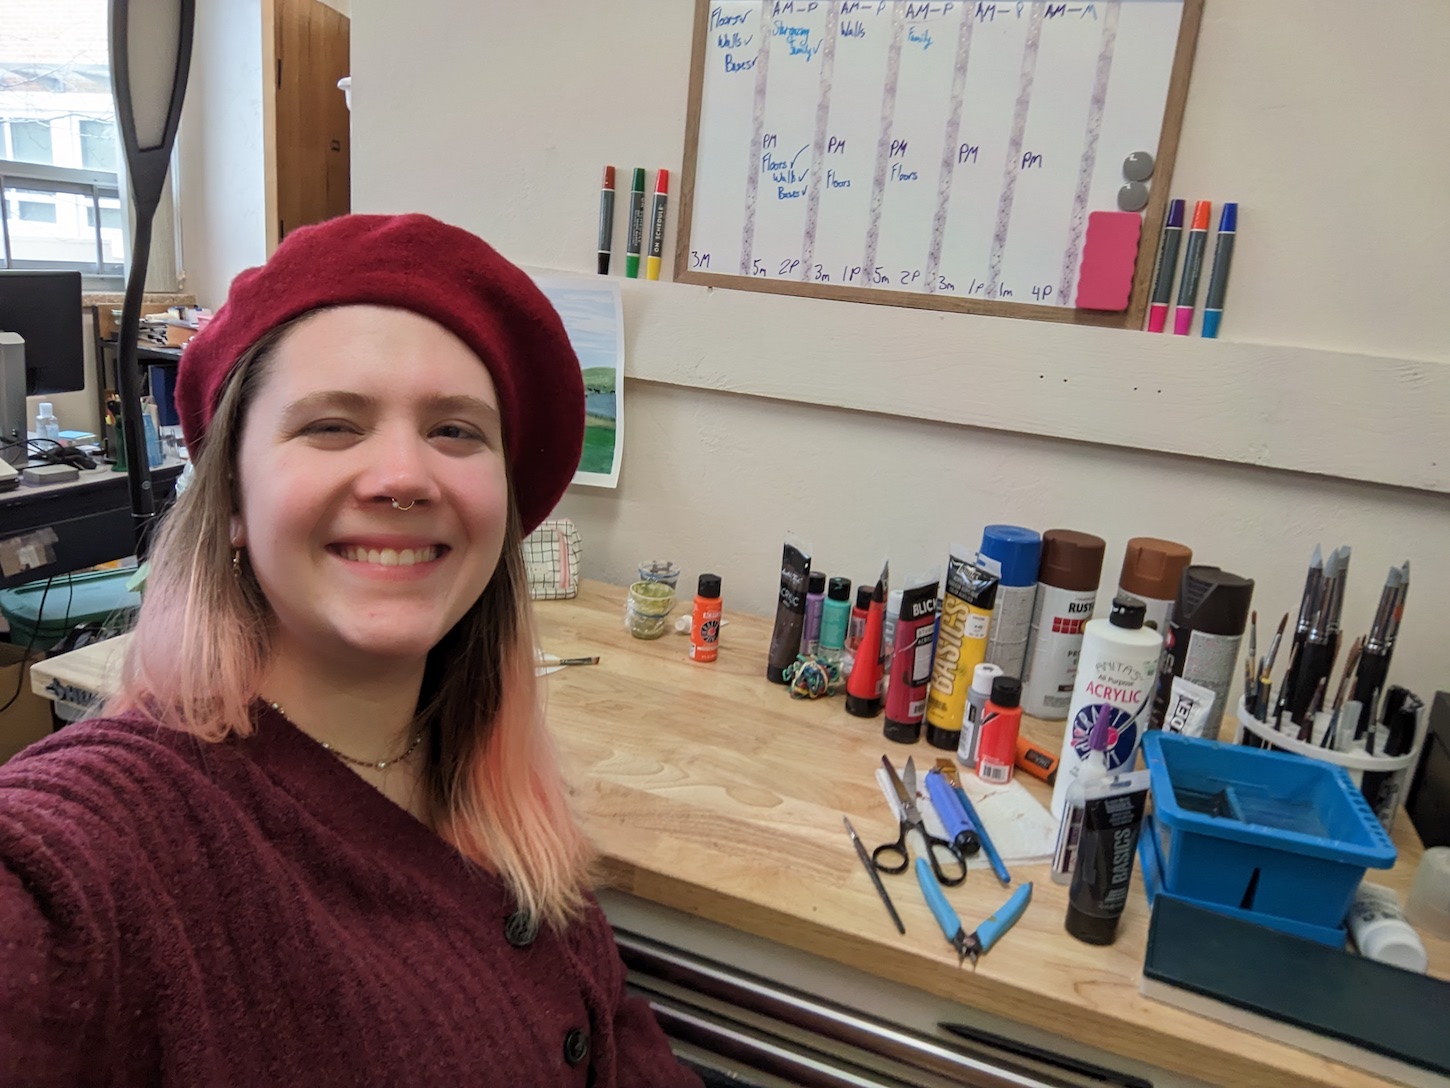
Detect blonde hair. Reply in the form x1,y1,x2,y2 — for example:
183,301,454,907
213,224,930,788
105,322,594,928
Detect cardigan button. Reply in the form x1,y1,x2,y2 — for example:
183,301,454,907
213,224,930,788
563,1028,590,1066
504,910,537,948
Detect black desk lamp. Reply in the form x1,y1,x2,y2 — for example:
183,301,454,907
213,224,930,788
108,0,195,552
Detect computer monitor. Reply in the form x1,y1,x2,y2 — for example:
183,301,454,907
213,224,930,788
0,270,86,395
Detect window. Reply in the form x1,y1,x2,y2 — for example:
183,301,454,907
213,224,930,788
0,0,126,280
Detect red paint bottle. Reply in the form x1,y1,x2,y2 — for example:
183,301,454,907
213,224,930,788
690,574,722,662
976,676,1024,785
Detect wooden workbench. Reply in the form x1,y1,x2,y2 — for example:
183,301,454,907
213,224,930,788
26,580,1446,1087
536,582,1447,1088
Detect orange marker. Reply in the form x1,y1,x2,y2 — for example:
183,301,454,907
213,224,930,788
1015,735,1059,785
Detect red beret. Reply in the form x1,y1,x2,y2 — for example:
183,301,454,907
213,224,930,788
175,213,583,535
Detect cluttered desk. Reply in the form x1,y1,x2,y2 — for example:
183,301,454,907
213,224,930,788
0,456,182,591
27,579,1450,1088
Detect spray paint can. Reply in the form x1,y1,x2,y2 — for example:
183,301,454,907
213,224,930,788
979,525,1042,679
957,662,1003,769
1149,566,1255,732
1118,537,1192,637
1021,530,1106,721
1049,595,1161,820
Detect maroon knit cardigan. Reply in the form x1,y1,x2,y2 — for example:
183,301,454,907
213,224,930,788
0,708,702,1086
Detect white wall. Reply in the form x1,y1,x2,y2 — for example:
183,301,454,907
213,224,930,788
178,0,269,308
350,0,1450,707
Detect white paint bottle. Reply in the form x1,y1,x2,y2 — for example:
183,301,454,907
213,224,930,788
1020,530,1105,721
1049,595,1162,821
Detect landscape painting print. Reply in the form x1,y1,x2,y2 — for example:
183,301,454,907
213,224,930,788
534,277,624,488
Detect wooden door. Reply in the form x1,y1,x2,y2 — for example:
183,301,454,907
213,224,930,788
274,0,350,240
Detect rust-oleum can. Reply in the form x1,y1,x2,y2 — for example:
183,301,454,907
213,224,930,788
1021,530,1106,720
1148,565,1254,730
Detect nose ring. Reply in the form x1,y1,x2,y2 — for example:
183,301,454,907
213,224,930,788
391,498,416,511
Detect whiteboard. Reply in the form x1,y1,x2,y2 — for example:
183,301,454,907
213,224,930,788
676,0,1201,325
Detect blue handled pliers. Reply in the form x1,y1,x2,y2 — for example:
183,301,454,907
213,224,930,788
915,858,1033,967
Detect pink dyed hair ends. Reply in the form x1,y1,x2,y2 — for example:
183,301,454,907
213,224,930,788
104,323,594,930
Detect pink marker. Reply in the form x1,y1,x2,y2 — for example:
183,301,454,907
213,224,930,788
1172,201,1212,335
1145,199,1185,332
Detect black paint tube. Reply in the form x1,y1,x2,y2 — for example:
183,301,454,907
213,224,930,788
766,540,811,683
1065,770,1150,946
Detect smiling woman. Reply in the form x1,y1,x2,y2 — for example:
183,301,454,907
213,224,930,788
0,215,703,1087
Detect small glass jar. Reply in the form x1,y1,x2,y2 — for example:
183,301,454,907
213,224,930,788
625,580,676,640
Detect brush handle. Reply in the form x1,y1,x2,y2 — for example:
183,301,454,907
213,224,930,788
1350,651,1390,738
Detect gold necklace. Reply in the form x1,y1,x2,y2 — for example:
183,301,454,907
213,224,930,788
268,701,425,771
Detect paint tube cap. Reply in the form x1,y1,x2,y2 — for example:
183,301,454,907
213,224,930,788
979,525,1043,588
989,676,1022,709
697,573,721,598
1173,566,1254,636
854,584,872,610
1109,595,1147,630
1038,530,1106,593
971,663,1004,697
808,571,826,595
828,576,851,602
1119,537,1193,602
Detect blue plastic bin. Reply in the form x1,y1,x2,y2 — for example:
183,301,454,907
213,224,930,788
1141,732,1396,932
1138,812,1347,947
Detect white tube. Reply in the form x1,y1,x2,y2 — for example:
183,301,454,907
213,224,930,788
1347,883,1427,973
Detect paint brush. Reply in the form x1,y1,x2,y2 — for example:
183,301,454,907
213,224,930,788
537,654,602,667
1320,637,1364,749
844,816,905,935
1256,612,1287,719
1244,610,1258,713
1276,546,1323,723
1351,561,1408,737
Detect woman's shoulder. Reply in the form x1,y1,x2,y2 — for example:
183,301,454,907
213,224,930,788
0,711,245,849
3,710,228,786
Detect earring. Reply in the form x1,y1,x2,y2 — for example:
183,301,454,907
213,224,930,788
232,548,242,577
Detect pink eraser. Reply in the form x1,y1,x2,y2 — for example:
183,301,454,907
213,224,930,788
1172,306,1193,335
1075,211,1142,311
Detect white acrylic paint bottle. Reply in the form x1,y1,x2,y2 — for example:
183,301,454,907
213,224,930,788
1020,530,1105,721
1049,595,1162,821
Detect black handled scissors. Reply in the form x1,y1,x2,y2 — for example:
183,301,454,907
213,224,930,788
872,755,967,887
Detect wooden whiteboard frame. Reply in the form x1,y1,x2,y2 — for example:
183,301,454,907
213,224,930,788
674,0,1205,329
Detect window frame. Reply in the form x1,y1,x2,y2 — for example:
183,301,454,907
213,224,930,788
0,157,124,286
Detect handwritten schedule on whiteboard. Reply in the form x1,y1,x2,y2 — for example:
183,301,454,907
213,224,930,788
677,0,1197,323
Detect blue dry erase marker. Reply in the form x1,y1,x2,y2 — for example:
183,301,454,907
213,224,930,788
1200,203,1237,339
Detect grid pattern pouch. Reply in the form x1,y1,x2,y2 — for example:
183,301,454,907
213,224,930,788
522,519,581,600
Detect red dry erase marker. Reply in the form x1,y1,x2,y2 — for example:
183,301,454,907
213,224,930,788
597,166,616,275
1172,200,1212,336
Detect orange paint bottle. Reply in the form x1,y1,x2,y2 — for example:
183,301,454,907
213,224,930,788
690,574,722,662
